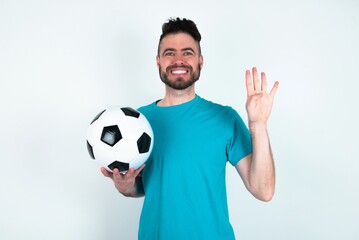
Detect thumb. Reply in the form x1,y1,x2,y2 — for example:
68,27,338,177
246,92,263,110
251,92,263,100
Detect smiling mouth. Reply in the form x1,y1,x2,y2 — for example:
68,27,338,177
169,67,190,75
171,69,188,75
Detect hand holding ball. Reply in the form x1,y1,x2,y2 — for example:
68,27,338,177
86,107,153,173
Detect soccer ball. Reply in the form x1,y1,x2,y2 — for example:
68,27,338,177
86,106,153,173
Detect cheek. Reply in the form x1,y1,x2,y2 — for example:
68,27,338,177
158,59,170,68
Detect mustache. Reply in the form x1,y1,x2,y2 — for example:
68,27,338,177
166,64,192,72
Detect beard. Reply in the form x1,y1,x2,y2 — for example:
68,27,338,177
159,64,201,90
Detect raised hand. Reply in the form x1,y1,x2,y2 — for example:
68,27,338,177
245,67,279,126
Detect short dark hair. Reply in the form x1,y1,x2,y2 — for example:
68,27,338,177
157,17,202,55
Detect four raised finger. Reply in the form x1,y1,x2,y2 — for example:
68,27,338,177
261,71,268,93
245,69,253,96
252,67,260,91
246,67,278,95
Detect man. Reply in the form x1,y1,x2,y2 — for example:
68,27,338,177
102,17,279,240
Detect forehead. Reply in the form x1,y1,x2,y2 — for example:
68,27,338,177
159,33,199,52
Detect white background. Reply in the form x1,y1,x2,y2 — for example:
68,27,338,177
1,0,358,239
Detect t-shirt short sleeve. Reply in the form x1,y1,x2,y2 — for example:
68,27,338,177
226,107,253,166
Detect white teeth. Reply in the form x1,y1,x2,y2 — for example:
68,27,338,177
171,70,187,74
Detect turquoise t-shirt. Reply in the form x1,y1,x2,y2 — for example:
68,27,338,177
137,95,252,240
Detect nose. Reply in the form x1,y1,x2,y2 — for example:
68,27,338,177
173,55,185,65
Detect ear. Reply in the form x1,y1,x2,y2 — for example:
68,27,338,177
199,55,204,70
156,55,160,68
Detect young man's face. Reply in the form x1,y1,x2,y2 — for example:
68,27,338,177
157,32,203,90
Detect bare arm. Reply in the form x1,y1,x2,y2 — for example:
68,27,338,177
236,67,278,202
101,165,145,198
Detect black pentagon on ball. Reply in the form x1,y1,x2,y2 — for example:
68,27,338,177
121,107,140,118
86,141,95,159
101,125,122,146
108,161,129,172
137,132,152,153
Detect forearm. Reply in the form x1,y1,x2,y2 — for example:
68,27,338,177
248,123,275,201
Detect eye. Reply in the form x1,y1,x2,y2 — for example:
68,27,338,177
184,51,193,56
164,51,175,56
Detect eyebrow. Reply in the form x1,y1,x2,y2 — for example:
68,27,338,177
162,48,176,55
181,48,195,53
162,47,196,56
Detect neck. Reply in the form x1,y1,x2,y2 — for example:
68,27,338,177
157,86,196,106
